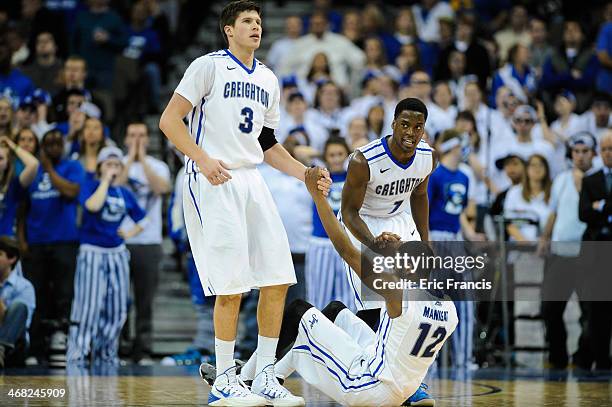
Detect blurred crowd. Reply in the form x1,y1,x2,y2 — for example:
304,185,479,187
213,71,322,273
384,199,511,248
0,0,610,373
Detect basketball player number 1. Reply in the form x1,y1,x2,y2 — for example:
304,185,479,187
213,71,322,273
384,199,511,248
239,107,254,134
389,200,404,214
410,322,447,357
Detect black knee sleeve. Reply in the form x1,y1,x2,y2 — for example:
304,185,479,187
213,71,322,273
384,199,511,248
276,299,314,359
285,299,314,321
356,308,381,331
321,301,347,323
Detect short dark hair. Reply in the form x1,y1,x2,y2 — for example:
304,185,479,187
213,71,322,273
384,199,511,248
126,121,149,135
323,135,350,158
0,236,20,268
219,1,261,46
394,97,428,120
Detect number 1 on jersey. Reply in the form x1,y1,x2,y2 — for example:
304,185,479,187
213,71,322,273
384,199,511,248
389,200,404,214
239,107,254,134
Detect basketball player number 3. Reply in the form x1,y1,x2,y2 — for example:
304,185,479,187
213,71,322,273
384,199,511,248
239,107,254,134
410,322,447,357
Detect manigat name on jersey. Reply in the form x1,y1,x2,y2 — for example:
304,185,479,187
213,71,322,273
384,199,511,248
223,81,270,108
374,177,424,196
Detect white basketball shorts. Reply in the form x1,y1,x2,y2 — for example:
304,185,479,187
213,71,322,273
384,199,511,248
183,167,296,296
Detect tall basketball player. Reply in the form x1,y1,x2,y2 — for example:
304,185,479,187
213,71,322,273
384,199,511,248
159,1,330,406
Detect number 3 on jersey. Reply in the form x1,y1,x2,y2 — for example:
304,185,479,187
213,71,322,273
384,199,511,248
239,107,254,134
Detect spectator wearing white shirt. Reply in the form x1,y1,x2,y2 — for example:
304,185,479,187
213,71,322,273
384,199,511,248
280,11,365,90
490,86,520,139
551,91,583,167
346,116,369,150
411,0,454,43
428,81,458,139
504,154,553,241
365,104,385,141
538,132,596,369
266,15,302,73
580,93,611,144
551,91,583,146
258,140,312,304
496,105,557,178
306,81,349,135
347,71,383,121
278,92,328,153
118,122,171,365
301,52,332,105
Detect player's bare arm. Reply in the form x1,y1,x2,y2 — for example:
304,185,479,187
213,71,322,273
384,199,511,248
264,142,332,196
410,147,437,243
306,168,403,313
341,151,380,248
159,93,232,186
306,167,361,271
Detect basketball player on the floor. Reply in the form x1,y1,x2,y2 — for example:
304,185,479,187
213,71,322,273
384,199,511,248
159,1,330,406
341,98,437,404
201,167,457,406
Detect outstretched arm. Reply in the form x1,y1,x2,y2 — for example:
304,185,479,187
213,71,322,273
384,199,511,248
305,168,361,273
306,168,403,313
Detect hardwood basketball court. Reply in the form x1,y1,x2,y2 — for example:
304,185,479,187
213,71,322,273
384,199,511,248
1,366,610,406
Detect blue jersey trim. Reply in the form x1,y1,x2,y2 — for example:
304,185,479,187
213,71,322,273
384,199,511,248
370,312,391,376
188,173,203,227
295,320,382,389
192,98,206,173
416,147,432,152
382,136,416,170
361,142,382,154
224,49,256,74
366,151,385,161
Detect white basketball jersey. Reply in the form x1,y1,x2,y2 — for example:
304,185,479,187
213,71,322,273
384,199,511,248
358,136,433,217
175,49,280,173
372,291,457,398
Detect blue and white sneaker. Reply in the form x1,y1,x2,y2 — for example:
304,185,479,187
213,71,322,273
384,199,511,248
402,382,435,406
251,364,305,407
208,365,267,406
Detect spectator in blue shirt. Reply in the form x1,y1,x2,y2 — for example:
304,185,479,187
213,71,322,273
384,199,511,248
0,236,35,369
20,129,84,365
0,36,35,105
0,135,39,237
124,0,162,112
67,146,146,365
428,129,483,370
540,20,600,113
13,128,39,177
71,0,128,90
596,5,612,93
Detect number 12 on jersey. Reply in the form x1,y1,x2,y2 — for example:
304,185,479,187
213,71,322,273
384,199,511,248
239,107,254,134
410,322,447,357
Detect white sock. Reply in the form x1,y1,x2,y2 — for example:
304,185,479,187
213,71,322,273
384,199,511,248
215,338,235,376
255,335,278,375
239,352,257,381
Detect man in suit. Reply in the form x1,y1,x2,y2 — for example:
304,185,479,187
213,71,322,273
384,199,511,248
579,130,612,370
